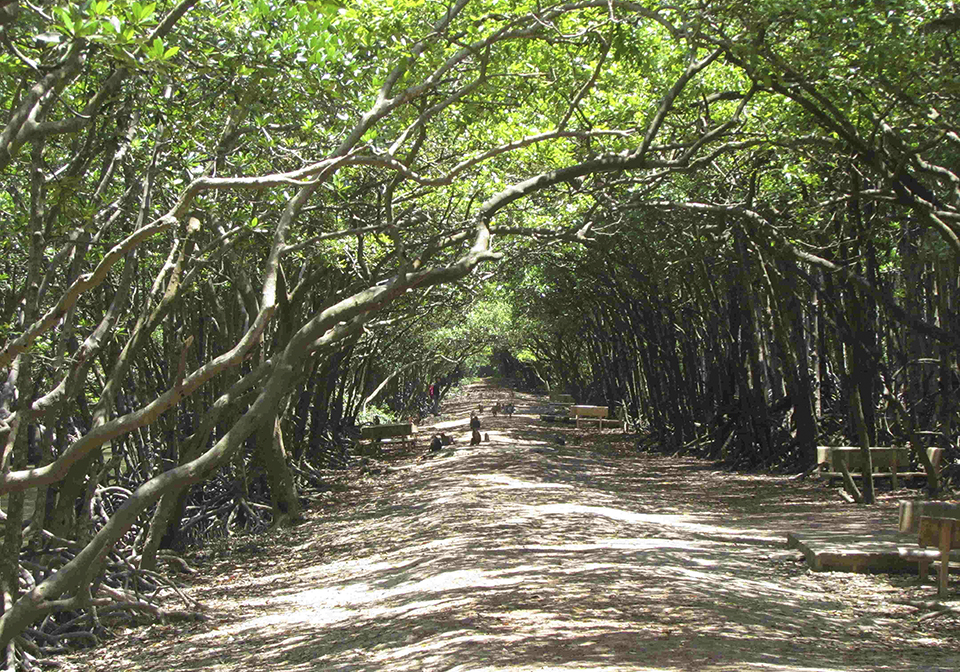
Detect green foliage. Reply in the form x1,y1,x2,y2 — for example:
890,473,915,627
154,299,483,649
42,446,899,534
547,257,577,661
429,295,517,370
357,404,397,425
3,0,960,654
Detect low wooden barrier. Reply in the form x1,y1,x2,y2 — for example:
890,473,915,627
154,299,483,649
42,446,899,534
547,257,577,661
571,405,623,430
899,516,960,597
358,423,415,455
900,500,960,533
817,446,943,489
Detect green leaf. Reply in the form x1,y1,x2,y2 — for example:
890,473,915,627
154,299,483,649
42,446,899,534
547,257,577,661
59,10,76,35
131,1,156,23
76,19,100,38
149,36,164,58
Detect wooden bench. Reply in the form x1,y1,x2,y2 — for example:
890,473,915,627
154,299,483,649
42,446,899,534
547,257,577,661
358,423,415,455
571,405,623,430
899,516,960,597
540,392,574,423
899,500,960,533
817,446,942,489
548,392,573,416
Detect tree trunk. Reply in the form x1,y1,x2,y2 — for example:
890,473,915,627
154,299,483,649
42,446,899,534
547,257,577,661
140,364,268,570
848,363,876,505
255,412,301,527
770,257,819,466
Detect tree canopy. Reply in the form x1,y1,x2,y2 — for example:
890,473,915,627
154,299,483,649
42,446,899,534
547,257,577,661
0,0,959,666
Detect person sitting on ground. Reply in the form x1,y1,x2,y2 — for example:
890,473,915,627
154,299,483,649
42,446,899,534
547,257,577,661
440,432,454,445
430,434,442,452
503,403,515,417
492,402,501,417
470,428,482,446
470,412,481,432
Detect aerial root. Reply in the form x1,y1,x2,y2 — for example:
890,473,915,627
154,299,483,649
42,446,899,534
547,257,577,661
11,635,67,670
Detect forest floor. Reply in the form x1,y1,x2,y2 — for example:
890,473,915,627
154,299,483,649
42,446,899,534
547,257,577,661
61,380,960,671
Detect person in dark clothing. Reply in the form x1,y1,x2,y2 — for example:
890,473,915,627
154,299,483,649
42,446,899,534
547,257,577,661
470,412,481,432
430,434,442,452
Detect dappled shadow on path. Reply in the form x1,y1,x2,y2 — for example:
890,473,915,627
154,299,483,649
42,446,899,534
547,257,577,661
63,382,960,672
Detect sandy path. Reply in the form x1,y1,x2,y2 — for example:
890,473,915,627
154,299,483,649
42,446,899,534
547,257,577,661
62,383,960,671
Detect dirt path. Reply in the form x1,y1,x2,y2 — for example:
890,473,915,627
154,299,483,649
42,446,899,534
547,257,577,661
64,382,960,671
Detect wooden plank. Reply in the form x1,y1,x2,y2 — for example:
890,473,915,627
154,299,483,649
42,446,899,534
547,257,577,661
817,446,909,471
360,423,413,440
571,405,609,418
940,520,954,597
572,405,609,429
823,470,931,481
818,446,907,469
817,446,943,475
905,516,960,595
574,416,624,429
899,500,960,534
787,529,922,573
919,516,960,548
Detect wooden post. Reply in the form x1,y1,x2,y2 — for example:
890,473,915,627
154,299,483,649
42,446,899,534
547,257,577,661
891,453,899,491
919,516,931,583
939,519,954,598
